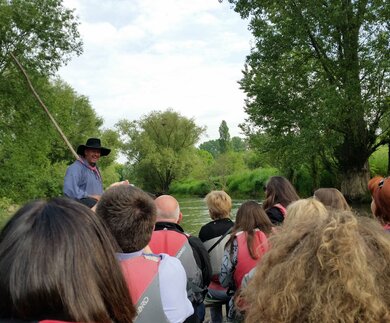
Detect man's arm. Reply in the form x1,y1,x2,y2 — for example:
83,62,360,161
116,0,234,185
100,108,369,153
63,163,88,200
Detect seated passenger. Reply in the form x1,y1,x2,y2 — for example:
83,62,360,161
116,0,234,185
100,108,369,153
263,176,299,225
96,184,193,323
149,195,212,323
0,198,135,323
239,199,327,295
313,188,350,211
368,176,390,230
199,190,234,323
243,208,390,323
220,200,271,320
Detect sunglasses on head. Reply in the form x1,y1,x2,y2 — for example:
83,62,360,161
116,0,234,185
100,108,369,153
379,178,385,188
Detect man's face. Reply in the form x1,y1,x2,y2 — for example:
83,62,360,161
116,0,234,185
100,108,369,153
84,148,101,165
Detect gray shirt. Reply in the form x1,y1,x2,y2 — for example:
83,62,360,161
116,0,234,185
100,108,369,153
63,158,103,199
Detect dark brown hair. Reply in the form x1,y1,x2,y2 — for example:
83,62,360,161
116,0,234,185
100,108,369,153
0,198,135,322
226,200,272,259
262,176,299,210
314,188,350,211
96,184,157,252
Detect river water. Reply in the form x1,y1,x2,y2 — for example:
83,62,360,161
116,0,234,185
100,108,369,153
178,197,372,236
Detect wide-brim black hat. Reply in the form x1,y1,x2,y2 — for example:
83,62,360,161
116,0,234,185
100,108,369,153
77,138,111,157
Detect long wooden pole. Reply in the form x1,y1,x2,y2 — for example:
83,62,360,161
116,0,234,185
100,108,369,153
10,53,79,160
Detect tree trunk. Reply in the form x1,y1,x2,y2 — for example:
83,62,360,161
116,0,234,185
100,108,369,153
340,168,370,202
387,142,390,176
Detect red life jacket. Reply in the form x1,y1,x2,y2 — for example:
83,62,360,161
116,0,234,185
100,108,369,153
121,255,169,323
149,230,204,303
233,230,269,290
149,230,189,256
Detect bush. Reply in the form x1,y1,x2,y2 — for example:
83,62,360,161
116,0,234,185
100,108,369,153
227,168,279,198
170,179,211,197
370,145,388,176
0,197,14,229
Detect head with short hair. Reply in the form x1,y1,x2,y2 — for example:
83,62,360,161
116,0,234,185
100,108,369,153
263,176,299,210
204,190,232,220
155,195,181,222
0,198,135,323
284,198,329,228
313,188,350,211
96,184,157,252
226,200,272,260
243,209,390,322
368,176,390,224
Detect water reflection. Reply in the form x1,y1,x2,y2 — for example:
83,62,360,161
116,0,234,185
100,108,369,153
178,198,373,236
179,198,253,236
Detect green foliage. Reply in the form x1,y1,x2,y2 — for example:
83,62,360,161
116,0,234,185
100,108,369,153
0,74,105,203
199,139,220,158
231,136,246,152
101,163,121,189
170,167,279,198
226,167,279,198
170,179,211,197
0,197,13,229
218,120,231,153
209,151,247,190
117,109,206,194
369,145,389,177
0,0,83,75
229,0,390,199
97,129,120,168
189,149,214,180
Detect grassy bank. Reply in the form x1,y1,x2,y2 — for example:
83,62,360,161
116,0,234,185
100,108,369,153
169,167,279,198
0,198,17,229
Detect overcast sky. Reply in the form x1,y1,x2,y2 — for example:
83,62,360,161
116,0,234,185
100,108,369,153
59,0,253,143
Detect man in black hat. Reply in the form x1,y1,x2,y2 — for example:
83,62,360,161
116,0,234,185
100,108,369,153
63,138,111,207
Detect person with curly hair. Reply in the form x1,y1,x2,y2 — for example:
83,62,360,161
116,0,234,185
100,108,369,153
243,208,390,323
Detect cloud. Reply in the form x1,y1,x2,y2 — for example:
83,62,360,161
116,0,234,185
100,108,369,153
60,0,252,141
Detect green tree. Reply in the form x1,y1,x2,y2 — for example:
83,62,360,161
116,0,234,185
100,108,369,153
209,151,246,190
189,149,214,180
0,0,82,75
117,109,206,194
0,74,104,202
218,120,231,153
199,139,220,157
228,0,390,199
231,136,247,152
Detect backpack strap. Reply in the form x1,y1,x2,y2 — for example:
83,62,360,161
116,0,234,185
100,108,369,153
207,227,233,253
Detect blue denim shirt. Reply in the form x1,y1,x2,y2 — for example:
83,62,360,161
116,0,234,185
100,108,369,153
63,158,103,199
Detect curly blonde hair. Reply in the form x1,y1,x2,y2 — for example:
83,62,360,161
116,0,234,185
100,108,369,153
284,198,328,228
243,209,390,323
